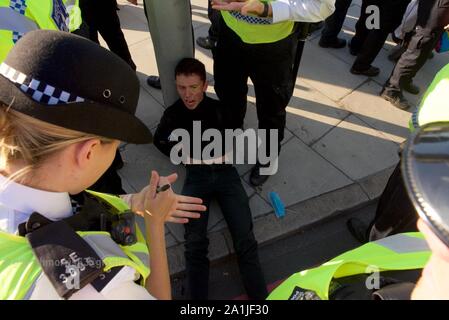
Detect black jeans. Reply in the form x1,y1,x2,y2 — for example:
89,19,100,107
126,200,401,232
213,20,297,147
384,0,449,94
321,0,353,41
351,0,410,71
79,0,136,70
182,165,267,300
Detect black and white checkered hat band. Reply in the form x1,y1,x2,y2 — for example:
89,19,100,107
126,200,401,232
0,62,85,105
230,11,272,25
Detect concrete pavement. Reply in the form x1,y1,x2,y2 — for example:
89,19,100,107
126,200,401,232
110,0,449,275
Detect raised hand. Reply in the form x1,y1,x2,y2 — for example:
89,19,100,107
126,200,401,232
131,172,206,224
212,0,265,16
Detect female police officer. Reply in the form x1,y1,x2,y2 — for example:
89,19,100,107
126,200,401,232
0,29,205,300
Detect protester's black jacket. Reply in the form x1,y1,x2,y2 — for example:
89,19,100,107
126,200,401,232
153,95,231,160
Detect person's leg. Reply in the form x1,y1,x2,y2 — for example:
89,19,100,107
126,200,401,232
352,0,409,73
250,33,296,152
382,0,446,106
320,0,353,47
213,21,249,129
182,167,212,300
383,27,441,96
78,0,100,43
215,167,267,299
350,0,372,54
96,0,136,70
208,0,221,42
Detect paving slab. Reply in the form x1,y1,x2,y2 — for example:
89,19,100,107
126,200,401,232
343,4,362,32
120,143,187,194
340,80,411,143
357,165,396,200
134,87,165,130
116,3,150,46
286,79,349,146
312,114,400,181
299,41,368,102
249,193,273,219
244,137,353,208
253,182,369,244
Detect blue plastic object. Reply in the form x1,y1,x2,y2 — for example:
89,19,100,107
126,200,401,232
269,192,285,218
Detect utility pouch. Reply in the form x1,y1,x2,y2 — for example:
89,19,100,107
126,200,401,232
26,218,104,299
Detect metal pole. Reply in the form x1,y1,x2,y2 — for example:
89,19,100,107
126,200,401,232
144,0,194,107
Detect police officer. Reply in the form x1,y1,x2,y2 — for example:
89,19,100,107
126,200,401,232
212,0,335,186
0,0,130,195
0,30,205,300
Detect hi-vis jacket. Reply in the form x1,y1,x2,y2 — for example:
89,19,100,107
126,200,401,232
268,233,431,300
0,191,150,300
0,0,82,62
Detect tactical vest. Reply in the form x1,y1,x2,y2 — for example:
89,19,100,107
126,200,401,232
267,233,431,300
0,191,150,300
0,0,82,62
410,63,449,131
221,0,294,44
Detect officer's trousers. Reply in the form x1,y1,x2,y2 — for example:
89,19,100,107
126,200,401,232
79,0,136,70
384,0,449,95
213,21,298,153
321,0,353,41
351,0,410,71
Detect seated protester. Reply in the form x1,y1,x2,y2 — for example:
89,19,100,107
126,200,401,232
0,30,205,300
154,58,268,300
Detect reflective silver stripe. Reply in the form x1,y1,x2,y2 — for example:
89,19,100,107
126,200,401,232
132,251,150,269
374,234,429,254
82,234,128,261
0,7,38,34
22,273,40,300
411,107,420,129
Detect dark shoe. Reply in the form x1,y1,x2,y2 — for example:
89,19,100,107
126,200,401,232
346,218,369,244
428,51,434,59
196,36,216,50
402,82,420,95
381,90,411,110
250,163,270,187
146,75,161,89
319,37,347,49
350,66,380,77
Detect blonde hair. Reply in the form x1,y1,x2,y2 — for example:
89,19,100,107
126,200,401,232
0,102,113,182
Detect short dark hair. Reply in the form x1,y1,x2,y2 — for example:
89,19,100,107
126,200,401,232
175,58,206,82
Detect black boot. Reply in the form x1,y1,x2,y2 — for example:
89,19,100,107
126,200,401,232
250,163,271,187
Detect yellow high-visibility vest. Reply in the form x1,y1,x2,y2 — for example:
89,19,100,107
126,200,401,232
0,0,82,62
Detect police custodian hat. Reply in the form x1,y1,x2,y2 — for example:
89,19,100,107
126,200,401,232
402,122,449,248
0,30,152,144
